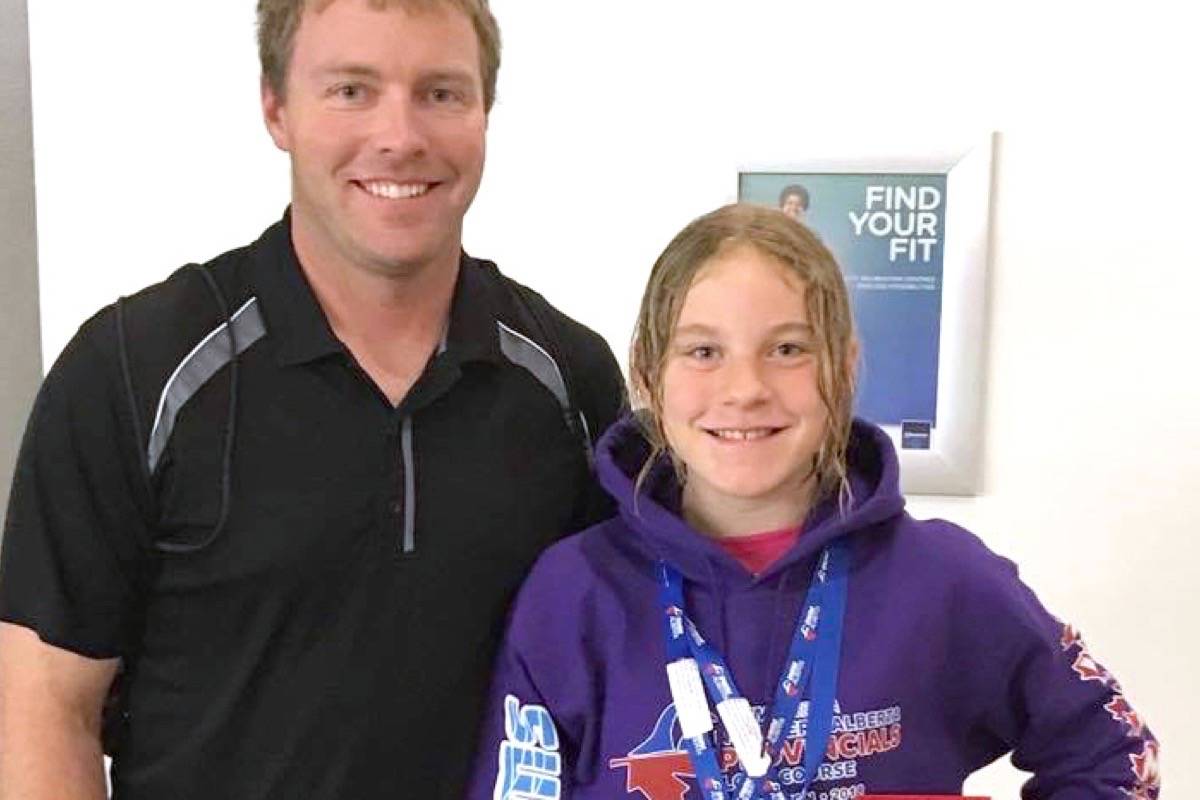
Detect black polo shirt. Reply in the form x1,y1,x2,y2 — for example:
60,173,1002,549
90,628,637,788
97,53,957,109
0,214,625,799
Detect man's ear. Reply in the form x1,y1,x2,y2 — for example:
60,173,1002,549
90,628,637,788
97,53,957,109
261,76,291,153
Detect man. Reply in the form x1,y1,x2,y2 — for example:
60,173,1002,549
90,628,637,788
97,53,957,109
0,1,625,798
779,183,810,222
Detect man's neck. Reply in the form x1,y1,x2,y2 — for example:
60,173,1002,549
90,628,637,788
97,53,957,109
291,220,460,407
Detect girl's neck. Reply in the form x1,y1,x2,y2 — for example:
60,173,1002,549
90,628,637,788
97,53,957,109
682,478,816,540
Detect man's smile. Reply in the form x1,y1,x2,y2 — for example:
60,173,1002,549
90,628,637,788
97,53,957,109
353,179,436,200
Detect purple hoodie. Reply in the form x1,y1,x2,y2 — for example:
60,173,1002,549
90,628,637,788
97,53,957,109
468,415,1160,800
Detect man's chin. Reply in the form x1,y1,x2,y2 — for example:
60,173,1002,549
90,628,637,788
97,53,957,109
348,217,463,273
356,243,459,279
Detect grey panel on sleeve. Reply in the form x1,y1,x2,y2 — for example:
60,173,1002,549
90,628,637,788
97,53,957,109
146,298,266,472
497,321,570,414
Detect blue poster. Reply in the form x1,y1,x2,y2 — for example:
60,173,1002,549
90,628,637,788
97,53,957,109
739,173,946,429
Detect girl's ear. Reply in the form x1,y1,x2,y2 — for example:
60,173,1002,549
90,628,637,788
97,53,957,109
846,337,861,384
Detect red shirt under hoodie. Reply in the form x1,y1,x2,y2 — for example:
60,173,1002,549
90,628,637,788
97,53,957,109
715,526,800,575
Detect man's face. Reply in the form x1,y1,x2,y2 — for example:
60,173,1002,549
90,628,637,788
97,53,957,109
262,0,487,278
780,193,806,221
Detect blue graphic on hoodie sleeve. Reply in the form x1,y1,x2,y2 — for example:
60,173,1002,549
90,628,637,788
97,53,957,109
495,694,562,800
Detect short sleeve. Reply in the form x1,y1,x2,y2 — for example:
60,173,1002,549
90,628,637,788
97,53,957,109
0,312,153,658
558,319,627,532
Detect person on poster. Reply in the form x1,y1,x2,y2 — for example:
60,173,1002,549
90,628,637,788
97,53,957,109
778,183,810,222
0,1,625,798
467,204,1159,799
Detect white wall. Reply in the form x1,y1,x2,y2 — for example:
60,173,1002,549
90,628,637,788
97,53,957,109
0,0,40,524
29,2,1198,796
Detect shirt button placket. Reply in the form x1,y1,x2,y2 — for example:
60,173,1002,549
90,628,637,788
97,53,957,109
383,420,404,539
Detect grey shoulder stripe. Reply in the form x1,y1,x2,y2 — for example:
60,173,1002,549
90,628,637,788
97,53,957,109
146,297,266,472
497,321,570,414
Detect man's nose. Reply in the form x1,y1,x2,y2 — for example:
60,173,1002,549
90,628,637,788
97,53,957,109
371,93,430,159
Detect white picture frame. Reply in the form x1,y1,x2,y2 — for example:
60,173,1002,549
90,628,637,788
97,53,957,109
738,135,996,495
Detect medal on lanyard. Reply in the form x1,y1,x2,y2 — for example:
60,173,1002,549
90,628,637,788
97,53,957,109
658,540,851,800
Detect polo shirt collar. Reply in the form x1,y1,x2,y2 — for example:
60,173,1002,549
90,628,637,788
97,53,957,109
250,209,505,368
443,253,505,366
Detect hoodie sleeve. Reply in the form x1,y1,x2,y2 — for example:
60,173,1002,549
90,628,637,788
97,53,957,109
950,534,1160,799
467,556,588,800
467,648,575,800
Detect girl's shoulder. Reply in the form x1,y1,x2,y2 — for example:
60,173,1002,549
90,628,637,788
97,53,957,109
529,515,641,580
507,515,653,625
863,513,1027,599
865,515,1067,650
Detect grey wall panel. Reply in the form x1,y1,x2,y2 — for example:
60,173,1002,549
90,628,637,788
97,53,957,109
1,0,42,533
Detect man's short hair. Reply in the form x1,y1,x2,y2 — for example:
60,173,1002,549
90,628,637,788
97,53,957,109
778,183,810,210
257,0,501,111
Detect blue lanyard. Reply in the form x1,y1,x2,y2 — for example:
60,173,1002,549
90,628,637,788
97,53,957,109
658,539,851,800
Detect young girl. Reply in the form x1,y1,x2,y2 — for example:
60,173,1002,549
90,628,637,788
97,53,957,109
468,204,1159,799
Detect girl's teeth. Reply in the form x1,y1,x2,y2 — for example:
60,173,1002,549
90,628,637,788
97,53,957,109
713,429,773,441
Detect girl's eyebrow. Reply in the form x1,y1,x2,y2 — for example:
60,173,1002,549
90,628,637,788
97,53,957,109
673,321,814,337
769,322,815,336
672,324,719,338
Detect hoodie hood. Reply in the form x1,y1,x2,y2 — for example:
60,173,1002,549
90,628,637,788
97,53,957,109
595,413,906,586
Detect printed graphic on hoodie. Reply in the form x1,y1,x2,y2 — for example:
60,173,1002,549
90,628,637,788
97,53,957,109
608,700,902,800
1060,625,1160,799
495,695,562,800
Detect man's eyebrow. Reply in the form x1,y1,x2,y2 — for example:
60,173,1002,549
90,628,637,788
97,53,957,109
418,68,477,83
314,63,383,80
311,65,478,88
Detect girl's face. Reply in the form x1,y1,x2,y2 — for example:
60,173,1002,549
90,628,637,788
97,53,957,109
661,244,829,520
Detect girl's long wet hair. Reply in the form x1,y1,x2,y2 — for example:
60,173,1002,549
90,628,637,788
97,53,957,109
629,203,858,507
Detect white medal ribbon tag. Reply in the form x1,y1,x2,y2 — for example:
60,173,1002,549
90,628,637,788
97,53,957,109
716,697,771,778
666,658,714,738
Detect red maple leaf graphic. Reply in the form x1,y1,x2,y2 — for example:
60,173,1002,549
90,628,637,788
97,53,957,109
1104,695,1146,737
1121,789,1154,800
1128,740,1160,788
609,753,695,800
1060,623,1084,652
1071,651,1109,684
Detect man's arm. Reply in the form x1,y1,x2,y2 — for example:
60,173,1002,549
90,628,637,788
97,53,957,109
0,622,118,800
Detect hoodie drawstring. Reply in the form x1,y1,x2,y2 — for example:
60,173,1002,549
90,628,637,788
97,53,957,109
761,566,794,705
701,555,731,662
